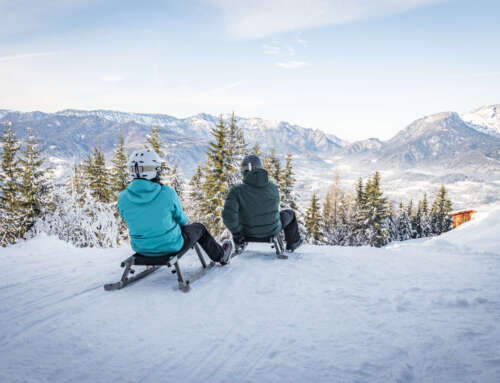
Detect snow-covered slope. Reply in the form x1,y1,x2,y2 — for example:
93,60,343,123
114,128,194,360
462,104,500,138
1,205,500,383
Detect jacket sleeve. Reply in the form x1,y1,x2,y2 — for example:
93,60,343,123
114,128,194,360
222,187,242,233
171,188,189,226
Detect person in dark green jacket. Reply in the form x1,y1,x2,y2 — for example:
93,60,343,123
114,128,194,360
118,148,232,264
222,154,303,252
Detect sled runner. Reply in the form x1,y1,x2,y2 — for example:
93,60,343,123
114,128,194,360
234,234,287,259
104,242,214,293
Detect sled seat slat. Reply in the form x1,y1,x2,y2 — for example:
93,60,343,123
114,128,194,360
243,236,277,243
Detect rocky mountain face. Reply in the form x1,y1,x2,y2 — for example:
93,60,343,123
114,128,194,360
377,112,500,169
1,106,500,208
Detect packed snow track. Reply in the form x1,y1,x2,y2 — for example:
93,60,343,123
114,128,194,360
1,206,500,383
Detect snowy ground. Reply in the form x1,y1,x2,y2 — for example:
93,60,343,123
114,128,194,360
1,207,500,383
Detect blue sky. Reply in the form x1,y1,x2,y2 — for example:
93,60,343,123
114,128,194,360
0,0,499,140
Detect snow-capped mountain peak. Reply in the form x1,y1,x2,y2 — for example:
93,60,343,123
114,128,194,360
461,104,500,138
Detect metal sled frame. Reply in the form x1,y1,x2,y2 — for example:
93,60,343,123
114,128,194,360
104,243,214,293
235,234,287,259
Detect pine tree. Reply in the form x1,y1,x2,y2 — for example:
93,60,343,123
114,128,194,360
146,125,170,183
110,129,129,196
350,177,367,246
85,147,112,203
323,172,343,244
270,154,282,188
251,142,262,157
386,201,398,242
430,185,453,235
187,164,205,223
226,112,247,188
420,193,433,237
406,199,418,238
169,162,185,201
364,171,389,247
336,194,351,246
396,201,413,241
17,127,50,237
262,149,281,185
305,192,322,244
201,115,231,237
0,123,22,245
281,153,298,210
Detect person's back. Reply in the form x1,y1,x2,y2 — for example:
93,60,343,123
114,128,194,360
223,154,303,252
118,179,187,255
118,148,232,264
223,167,281,238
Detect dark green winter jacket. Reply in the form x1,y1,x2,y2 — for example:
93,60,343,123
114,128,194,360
222,168,282,238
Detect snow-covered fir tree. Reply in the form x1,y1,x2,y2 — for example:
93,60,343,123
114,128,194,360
364,171,390,247
187,164,205,223
419,193,433,237
226,112,247,188
110,130,129,197
281,153,298,210
169,162,185,201
84,147,112,203
251,142,262,157
66,163,86,206
350,177,368,246
386,201,398,242
395,201,413,241
17,128,51,238
430,185,453,235
305,192,323,244
335,194,352,246
146,125,170,183
0,123,22,246
323,172,343,243
201,116,231,237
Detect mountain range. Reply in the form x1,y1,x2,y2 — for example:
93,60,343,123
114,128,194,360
1,104,499,208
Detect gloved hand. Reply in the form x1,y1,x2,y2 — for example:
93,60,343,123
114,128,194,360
232,232,246,246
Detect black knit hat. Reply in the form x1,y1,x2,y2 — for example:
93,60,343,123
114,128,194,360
241,154,263,172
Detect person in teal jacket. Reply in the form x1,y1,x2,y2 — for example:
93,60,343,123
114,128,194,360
222,154,303,252
118,149,232,264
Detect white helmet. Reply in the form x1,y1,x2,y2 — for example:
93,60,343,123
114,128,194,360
129,149,163,180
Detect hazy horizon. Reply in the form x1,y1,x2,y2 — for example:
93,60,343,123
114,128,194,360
1,0,499,141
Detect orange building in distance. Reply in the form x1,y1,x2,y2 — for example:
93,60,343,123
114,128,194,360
448,209,476,228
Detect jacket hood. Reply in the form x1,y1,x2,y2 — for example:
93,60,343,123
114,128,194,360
243,168,269,188
124,179,162,204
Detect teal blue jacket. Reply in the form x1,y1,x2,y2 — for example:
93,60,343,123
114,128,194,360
117,179,188,256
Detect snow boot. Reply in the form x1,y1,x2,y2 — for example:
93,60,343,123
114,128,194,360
286,236,304,253
220,240,233,265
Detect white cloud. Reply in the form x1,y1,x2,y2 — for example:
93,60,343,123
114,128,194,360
276,61,308,69
262,44,281,55
297,38,308,47
206,0,442,39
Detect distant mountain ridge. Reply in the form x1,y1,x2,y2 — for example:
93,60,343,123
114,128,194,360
1,105,500,208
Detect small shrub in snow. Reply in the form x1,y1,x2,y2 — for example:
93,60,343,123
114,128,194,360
31,186,121,248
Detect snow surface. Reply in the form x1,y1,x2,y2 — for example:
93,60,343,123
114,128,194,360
1,207,500,383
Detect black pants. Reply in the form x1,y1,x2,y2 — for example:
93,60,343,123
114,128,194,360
280,209,301,246
181,223,224,262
